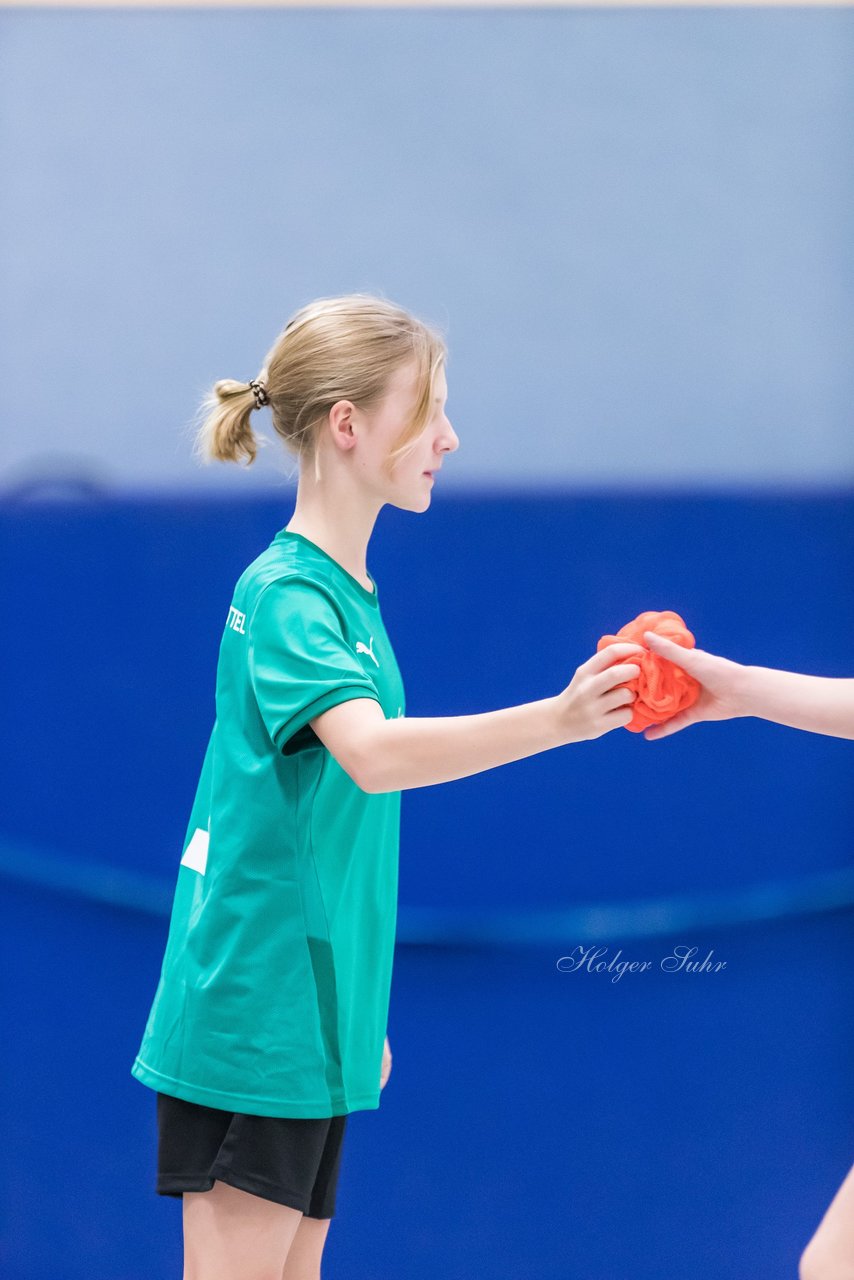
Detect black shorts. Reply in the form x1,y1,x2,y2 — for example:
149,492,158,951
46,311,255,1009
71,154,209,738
155,1092,347,1220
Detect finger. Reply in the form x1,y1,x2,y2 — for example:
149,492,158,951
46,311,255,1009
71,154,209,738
602,706,634,730
592,661,641,693
583,643,646,676
643,632,701,669
645,728,679,742
602,685,636,711
643,708,696,740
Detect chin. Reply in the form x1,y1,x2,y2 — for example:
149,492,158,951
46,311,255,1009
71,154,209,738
390,491,431,513
383,470,434,512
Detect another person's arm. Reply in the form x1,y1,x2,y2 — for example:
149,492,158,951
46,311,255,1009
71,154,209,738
641,631,854,742
310,642,645,793
380,1035,392,1089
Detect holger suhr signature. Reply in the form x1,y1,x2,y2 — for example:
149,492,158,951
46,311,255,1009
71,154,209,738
556,945,727,983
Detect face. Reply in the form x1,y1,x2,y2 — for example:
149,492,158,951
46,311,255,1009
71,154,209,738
334,358,459,512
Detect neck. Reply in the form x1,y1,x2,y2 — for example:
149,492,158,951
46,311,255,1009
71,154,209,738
284,468,380,589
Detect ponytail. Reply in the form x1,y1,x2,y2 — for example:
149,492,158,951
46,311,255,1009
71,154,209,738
192,378,269,467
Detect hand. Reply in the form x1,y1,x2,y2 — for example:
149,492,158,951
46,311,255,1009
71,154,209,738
556,642,645,743
641,632,749,740
380,1035,392,1090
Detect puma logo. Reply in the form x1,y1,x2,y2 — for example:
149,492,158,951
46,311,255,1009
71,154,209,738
355,636,379,667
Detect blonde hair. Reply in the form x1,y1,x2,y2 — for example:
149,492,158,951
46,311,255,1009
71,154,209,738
192,293,448,484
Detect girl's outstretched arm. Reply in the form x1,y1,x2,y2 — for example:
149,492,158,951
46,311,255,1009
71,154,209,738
642,631,854,742
310,643,645,793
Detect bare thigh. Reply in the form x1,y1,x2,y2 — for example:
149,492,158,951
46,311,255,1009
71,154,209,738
801,1161,854,1280
182,1178,304,1280
281,1214,333,1280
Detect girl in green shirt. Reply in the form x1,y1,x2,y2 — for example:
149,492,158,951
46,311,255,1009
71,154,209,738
134,292,644,1280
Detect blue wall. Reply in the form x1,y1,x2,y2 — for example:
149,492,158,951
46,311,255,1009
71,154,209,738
1,490,852,1279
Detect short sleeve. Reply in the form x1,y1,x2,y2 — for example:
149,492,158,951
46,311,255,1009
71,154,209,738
248,576,381,755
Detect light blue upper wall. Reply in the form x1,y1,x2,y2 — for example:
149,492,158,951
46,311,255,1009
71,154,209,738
1,9,852,493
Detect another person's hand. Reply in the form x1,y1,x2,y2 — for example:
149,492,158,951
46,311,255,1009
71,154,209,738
557,643,644,742
641,632,749,740
380,1035,392,1089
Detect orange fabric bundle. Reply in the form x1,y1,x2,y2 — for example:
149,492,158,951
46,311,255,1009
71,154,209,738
597,610,701,733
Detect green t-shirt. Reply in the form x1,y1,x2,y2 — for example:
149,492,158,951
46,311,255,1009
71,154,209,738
130,528,405,1118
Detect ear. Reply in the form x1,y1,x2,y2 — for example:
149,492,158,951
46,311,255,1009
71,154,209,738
327,400,358,452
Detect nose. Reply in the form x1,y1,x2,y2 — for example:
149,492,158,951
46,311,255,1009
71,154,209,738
443,420,460,454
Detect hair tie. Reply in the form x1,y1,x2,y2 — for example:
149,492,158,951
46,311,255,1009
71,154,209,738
248,379,270,410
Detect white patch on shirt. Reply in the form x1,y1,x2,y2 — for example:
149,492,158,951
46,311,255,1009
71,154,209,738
180,827,210,875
